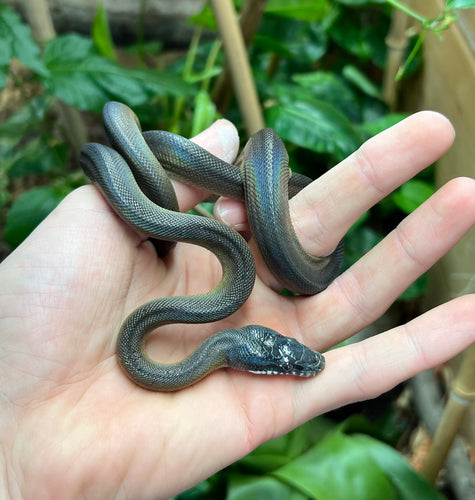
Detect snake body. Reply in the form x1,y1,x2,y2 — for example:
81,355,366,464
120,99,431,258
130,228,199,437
80,101,342,391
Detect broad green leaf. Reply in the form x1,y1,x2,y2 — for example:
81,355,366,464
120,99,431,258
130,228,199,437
4,186,70,248
227,475,305,500
8,137,67,178
351,435,444,499
92,3,117,60
342,64,382,99
359,112,408,139
274,430,398,499
266,0,332,21
292,71,360,117
446,0,475,8
266,99,362,160
0,4,48,76
240,417,335,473
0,94,53,138
392,179,435,214
189,4,218,30
256,16,328,63
41,34,193,112
190,90,216,137
329,8,389,67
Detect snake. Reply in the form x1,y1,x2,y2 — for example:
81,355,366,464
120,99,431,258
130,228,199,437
79,101,343,391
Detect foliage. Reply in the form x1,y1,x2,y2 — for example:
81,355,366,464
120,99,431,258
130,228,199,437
172,415,443,500
1,1,470,496
0,2,194,247
387,0,475,78
0,0,448,278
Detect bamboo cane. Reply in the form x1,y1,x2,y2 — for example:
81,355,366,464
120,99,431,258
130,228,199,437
383,4,412,109
212,0,267,114
210,0,265,135
420,342,475,483
22,0,88,162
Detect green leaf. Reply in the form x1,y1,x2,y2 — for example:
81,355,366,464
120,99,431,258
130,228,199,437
190,90,216,137
274,430,399,499
392,180,435,214
342,64,382,99
256,16,328,63
0,94,53,139
0,4,48,76
8,138,68,178
266,0,332,21
227,475,305,500
92,3,117,60
329,8,389,67
358,113,408,138
351,435,444,499
266,98,363,160
292,71,360,117
189,4,218,31
4,186,70,248
41,34,193,112
240,417,335,473
446,0,475,8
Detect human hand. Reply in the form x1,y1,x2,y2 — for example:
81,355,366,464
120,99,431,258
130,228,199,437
1,113,474,499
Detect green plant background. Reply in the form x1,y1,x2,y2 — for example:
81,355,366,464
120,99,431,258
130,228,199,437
2,0,474,497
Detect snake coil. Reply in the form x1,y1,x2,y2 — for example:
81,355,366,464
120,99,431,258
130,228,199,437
79,101,343,391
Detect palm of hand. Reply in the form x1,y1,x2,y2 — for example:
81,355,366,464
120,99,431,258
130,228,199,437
1,114,474,499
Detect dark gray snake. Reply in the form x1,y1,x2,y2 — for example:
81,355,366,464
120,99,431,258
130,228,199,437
80,101,343,391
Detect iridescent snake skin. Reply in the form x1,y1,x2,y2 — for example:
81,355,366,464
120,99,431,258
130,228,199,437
80,101,344,391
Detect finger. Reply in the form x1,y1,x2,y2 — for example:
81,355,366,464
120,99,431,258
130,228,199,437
292,294,475,426
291,111,455,255
215,111,455,262
297,177,475,347
172,119,240,212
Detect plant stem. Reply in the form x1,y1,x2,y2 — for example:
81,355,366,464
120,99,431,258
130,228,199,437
201,39,222,93
212,0,267,122
386,0,427,24
169,29,202,134
210,0,265,135
396,28,425,80
421,343,475,483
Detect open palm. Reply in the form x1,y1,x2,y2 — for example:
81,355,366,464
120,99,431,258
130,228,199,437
1,113,474,499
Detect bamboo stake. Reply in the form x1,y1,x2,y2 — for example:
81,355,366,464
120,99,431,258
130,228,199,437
213,0,267,114
22,0,88,162
420,342,475,483
210,0,265,135
383,3,412,109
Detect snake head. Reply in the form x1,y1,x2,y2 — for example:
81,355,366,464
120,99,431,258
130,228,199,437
228,326,325,378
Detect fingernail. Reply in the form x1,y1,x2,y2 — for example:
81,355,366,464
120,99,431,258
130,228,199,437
217,121,239,163
215,198,249,231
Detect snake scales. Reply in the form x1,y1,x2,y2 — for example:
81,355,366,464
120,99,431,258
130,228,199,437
80,101,343,391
